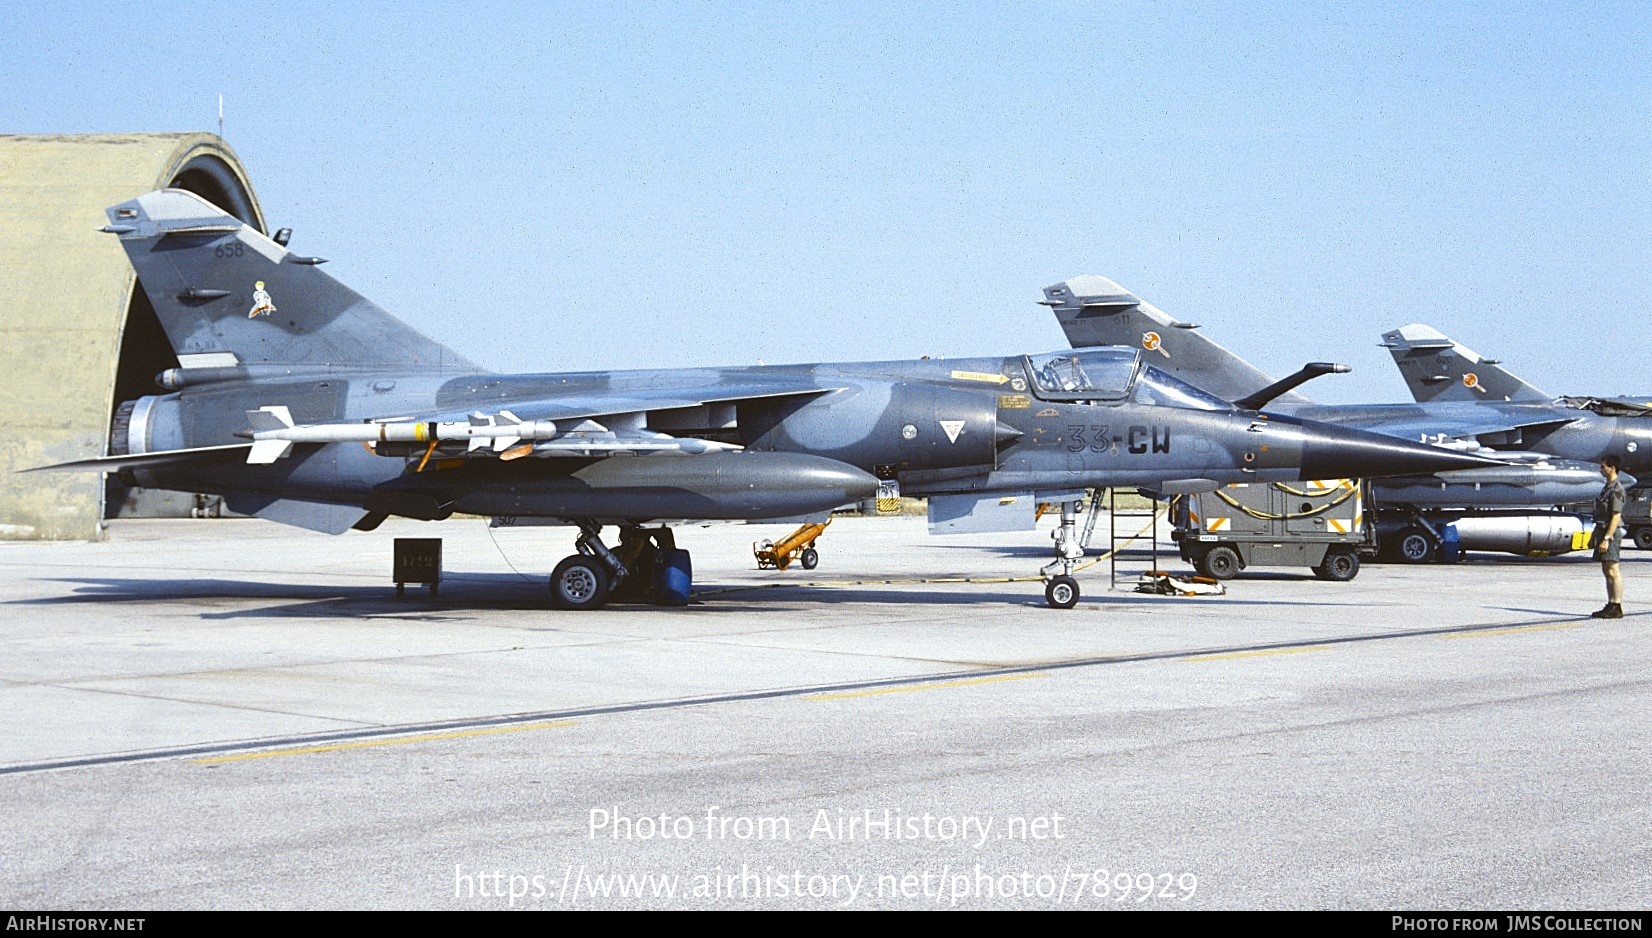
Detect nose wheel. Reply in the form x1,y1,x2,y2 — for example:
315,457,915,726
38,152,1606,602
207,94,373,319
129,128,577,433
1044,575,1080,609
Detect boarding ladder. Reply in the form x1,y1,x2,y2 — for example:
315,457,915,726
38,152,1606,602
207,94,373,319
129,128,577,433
1108,488,1161,589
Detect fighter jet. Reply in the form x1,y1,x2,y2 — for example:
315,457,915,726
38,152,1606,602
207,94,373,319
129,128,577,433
1046,275,1649,561
1384,322,1652,435
32,191,1493,609
1383,324,1555,405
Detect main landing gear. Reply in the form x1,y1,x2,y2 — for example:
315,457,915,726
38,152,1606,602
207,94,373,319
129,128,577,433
1040,496,1098,609
549,523,692,610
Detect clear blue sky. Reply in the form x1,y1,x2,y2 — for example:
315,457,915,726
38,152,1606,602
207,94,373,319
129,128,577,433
6,2,1648,402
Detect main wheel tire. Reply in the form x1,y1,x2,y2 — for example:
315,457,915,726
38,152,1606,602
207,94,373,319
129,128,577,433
1045,575,1080,609
799,546,819,570
1634,527,1652,551
1397,528,1435,563
1202,545,1242,580
550,556,610,610
1312,549,1360,582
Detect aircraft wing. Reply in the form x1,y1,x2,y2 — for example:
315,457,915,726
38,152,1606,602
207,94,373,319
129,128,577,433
1303,406,1578,447
24,444,255,473
419,381,838,426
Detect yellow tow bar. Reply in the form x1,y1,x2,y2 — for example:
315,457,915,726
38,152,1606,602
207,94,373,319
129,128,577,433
753,518,832,571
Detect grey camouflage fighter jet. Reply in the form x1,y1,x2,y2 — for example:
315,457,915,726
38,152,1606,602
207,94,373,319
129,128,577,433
1047,275,1650,562
1384,323,1652,428
33,190,1495,609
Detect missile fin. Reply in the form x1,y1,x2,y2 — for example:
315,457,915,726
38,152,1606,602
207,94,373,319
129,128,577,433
248,439,294,465
247,405,296,433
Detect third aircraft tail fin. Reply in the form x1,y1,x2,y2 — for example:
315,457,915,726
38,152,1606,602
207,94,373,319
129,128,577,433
1381,324,1549,404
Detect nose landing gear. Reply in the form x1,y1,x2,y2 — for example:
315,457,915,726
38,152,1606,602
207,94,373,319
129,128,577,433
1040,495,1098,608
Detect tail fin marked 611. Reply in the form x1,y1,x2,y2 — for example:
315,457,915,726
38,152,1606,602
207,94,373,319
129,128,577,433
1045,275,1313,406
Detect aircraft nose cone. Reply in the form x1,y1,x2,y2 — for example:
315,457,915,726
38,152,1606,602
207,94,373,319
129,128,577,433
1296,422,1501,480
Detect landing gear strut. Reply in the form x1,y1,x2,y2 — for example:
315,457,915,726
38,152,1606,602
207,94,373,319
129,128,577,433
550,523,692,610
1040,495,1097,609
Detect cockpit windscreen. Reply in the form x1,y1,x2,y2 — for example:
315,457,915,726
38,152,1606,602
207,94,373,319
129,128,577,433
1025,348,1138,400
1023,348,1233,411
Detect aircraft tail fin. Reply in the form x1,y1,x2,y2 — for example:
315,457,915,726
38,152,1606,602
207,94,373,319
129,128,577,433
1045,276,1310,405
104,189,480,374
1380,324,1549,403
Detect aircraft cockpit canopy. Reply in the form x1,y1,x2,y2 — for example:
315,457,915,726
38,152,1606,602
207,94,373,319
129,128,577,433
1560,396,1652,418
1023,348,1233,411
1026,348,1137,400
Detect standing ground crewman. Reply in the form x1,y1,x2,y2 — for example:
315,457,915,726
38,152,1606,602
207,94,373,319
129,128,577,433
1592,455,1627,619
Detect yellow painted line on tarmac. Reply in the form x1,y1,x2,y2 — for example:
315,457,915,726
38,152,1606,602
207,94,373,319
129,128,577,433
806,672,1047,701
1441,623,1583,640
1186,646,1330,663
191,719,578,765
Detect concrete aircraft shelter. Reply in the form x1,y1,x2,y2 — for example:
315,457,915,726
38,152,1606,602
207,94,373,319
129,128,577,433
0,133,266,540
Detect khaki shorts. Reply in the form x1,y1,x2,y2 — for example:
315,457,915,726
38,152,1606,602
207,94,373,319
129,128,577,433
1595,527,1623,564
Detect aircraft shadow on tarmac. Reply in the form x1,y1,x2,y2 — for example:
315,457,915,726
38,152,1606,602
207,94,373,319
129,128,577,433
17,575,1047,615
22,574,563,618
17,574,1401,618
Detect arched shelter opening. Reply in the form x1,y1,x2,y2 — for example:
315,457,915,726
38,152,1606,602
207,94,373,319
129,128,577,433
0,132,268,538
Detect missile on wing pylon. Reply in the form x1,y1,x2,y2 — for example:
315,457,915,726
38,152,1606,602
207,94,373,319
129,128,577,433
243,406,739,464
